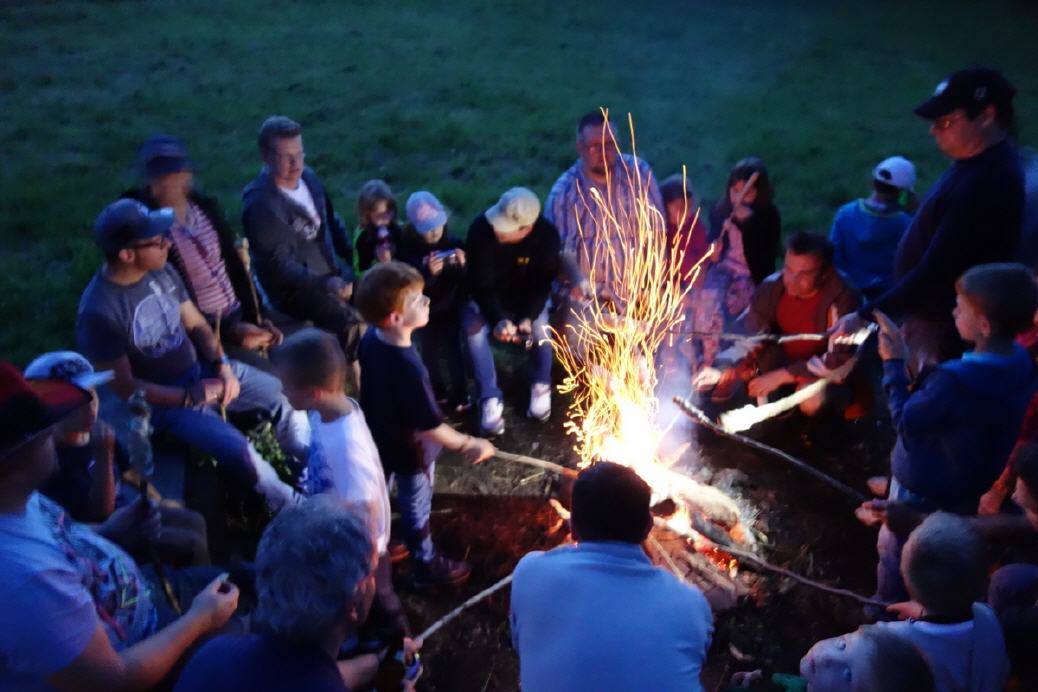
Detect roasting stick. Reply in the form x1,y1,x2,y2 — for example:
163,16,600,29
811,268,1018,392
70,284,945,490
489,450,579,479
672,396,867,503
416,573,515,645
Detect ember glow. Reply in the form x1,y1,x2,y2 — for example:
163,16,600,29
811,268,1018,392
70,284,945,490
547,111,744,543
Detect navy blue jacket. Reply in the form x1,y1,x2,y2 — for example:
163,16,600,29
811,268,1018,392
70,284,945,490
241,168,353,308
885,344,1037,511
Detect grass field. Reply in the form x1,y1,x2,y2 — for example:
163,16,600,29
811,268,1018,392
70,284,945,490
2,0,1037,363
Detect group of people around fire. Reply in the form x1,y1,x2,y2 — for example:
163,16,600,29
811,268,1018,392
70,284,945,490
2,63,1038,692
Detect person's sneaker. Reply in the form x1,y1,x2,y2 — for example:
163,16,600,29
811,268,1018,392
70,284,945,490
480,397,505,436
413,555,471,589
527,383,551,422
388,540,411,564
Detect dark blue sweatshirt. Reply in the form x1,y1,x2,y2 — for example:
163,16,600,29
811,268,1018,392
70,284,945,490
862,139,1024,321
884,344,1037,512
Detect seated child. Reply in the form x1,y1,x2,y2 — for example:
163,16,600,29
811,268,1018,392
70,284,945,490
24,350,209,566
397,191,470,412
882,513,1009,692
798,624,934,692
659,174,710,287
273,328,409,644
354,261,495,588
869,263,1038,602
353,179,401,274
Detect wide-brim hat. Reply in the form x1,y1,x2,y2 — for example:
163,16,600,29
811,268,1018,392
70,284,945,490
0,361,91,459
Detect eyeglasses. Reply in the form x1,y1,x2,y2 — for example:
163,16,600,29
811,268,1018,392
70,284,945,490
932,113,966,131
130,234,171,250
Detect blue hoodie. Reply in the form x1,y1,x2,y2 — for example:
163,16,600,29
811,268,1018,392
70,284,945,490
884,344,1037,512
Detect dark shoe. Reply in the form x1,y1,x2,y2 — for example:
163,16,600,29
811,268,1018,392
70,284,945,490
413,555,471,588
388,540,410,564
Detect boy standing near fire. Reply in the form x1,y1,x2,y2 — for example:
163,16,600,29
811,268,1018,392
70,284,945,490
354,261,495,588
862,263,1038,604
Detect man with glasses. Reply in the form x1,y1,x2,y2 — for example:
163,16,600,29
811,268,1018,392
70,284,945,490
241,116,363,388
835,67,1024,373
75,199,308,512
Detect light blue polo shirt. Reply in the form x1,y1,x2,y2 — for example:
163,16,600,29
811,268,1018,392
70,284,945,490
510,541,713,692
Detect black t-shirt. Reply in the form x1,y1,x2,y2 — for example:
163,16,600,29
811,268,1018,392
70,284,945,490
174,633,348,692
358,329,443,475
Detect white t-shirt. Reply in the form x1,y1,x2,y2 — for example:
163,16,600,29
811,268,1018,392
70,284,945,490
880,603,1009,692
278,179,321,228
305,403,391,554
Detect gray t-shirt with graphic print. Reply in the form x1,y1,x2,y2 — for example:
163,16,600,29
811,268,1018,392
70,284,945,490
76,265,198,384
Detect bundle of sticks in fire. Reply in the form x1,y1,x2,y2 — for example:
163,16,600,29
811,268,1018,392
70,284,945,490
477,111,882,615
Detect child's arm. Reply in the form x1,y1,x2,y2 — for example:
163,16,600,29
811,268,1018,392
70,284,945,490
416,424,495,463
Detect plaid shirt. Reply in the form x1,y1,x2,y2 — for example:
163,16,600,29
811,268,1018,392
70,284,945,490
545,154,662,289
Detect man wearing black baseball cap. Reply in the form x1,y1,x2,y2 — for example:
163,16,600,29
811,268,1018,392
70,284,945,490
835,66,1024,373
75,199,309,514
0,362,239,689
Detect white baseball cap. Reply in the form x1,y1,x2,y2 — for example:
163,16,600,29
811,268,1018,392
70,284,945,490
24,351,114,389
485,187,541,235
872,156,916,191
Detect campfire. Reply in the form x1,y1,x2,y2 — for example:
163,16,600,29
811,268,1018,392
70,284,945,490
546,112,753,606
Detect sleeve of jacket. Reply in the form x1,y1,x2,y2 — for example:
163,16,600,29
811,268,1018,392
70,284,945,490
466,221,508,326
242,196,328,296
861,190,981,320
521,221,561,320
884,363,957,435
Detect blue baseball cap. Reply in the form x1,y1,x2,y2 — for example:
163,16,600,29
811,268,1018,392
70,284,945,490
139,134,192,178
94,199,175,256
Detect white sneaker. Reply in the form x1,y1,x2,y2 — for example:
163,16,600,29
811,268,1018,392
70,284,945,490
527,383,551,422
480,397,505,436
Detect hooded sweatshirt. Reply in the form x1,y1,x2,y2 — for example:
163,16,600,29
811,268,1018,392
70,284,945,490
880,603,1009,692
884,343,1037,511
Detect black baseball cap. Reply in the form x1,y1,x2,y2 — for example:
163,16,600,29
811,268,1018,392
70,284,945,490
94,199,175,256
139,134,192,178
913,67,1016,120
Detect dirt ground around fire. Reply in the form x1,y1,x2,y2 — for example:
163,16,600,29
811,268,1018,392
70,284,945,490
397,358,893,692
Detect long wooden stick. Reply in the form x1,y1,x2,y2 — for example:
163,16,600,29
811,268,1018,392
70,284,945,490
673,396,866,503
416,573,514,644
491,450,578,479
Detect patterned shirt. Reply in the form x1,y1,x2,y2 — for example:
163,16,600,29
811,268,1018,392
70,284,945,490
168,203,240,320
545,154,663,289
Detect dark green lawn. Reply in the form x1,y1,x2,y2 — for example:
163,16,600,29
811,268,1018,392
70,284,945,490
2,0,1037,362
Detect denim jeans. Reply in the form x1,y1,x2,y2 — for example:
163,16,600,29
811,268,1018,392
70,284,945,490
391,461,436,562
149,360,308,501
461,301,552,401
875,478,937,604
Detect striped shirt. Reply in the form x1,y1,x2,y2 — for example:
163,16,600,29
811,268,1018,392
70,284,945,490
168,203,240,320
545,154,663,290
